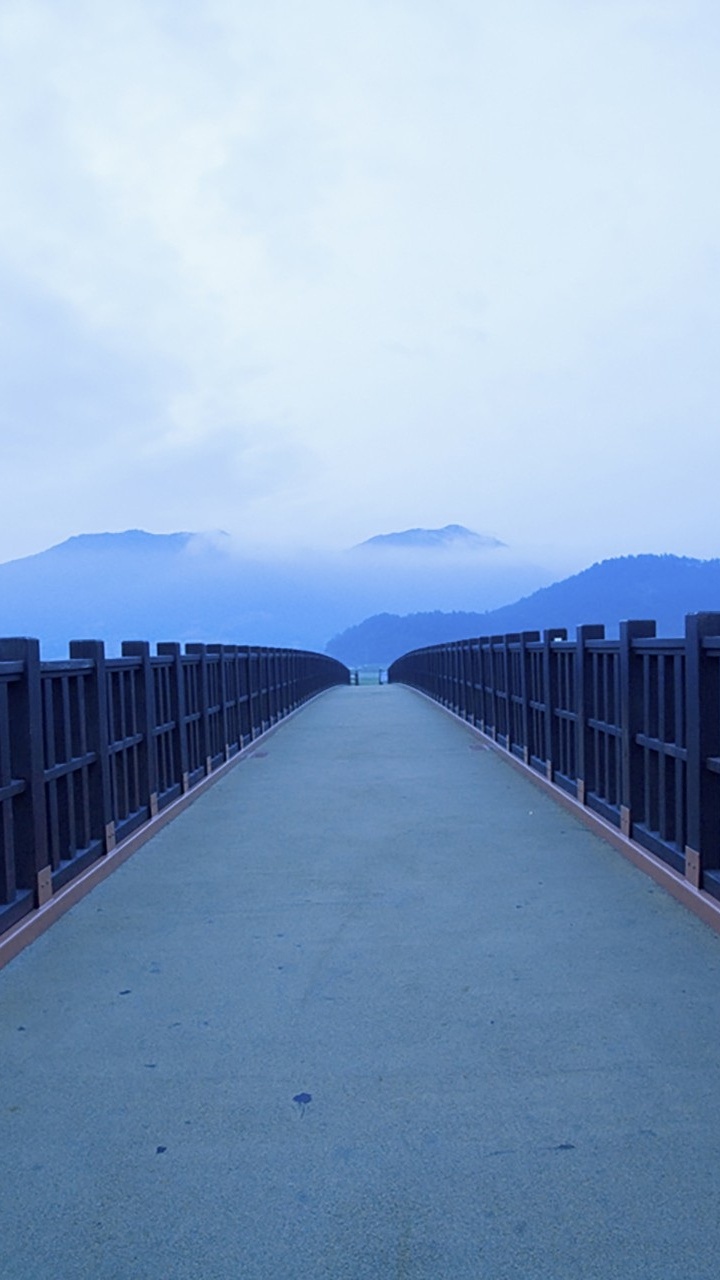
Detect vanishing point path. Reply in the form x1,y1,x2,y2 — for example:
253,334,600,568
2,685,720,1279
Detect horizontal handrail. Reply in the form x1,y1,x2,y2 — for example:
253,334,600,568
389,614,720,901
0,637,349,937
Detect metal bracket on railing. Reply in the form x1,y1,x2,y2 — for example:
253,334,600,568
36,866,52,907
685,846,701,888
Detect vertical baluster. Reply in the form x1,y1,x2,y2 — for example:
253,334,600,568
0,640,50,905
519,632,540,767
70,641,115,854
207,645,230,760
185,644,211,775
685,612,720,888
121,642,158,818
619,620,656,838
157,643,190,794
575,625,605,806
543,629,567,781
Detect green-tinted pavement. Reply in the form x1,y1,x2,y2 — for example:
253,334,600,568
2,684,720,1279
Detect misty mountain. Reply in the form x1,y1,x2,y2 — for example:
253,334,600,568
0,527,549,658
325,555,720,667
353,524,505,551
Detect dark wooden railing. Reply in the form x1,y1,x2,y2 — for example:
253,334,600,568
0,638,349,937
389,614,720,902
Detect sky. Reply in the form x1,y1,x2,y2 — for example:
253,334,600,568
1,0,719,572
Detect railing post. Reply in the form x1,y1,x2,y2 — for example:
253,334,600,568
619,620,656,837
0,639,50,905
270,650,280,722
278,650,288,717
239,647,253,738
248,648,261,737
157,643,190,793
207,644,231,760
69,639,115,853
684,612,720,888
227,645,243,752
462,641,471,720
451,644,459,715
575,625,605,806
520,631,540,765
121,641,159,818
465,642,473,725
504,634,520,752
186,644,212,775
489,637,504,740
543,629,567,780
477,639,489,733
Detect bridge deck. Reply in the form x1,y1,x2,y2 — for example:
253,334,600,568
2,684,720,1279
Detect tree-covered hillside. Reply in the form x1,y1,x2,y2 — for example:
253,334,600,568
326,555,720,666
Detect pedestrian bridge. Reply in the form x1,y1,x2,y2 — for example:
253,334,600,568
2,681,720,1279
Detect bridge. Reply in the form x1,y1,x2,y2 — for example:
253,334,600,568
1,626,720,1277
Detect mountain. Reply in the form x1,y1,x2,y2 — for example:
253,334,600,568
0,527,548,658
325,555,720,666
353,524,505,552
43,530,199,555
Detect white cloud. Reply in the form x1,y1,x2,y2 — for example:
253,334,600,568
0,0,719,565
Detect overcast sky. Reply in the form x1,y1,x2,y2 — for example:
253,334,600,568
1,0,719,571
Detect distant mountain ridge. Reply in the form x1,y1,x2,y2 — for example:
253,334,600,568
38,530,197,556
326,554,720,666
0,525,545,658
353,524,505,551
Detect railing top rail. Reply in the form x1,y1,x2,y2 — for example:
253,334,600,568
41,659,95,673
0,661,25,678
633,637,684,652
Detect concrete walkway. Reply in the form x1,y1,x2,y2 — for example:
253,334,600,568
2,685,720,1279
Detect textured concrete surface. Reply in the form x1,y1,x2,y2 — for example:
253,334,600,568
2,684,720,1278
